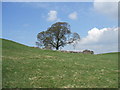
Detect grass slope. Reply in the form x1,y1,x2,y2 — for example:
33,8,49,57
2,39,118,88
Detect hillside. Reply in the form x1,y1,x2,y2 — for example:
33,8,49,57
2,39,118,88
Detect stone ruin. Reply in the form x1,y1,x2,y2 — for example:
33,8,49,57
82,50,94,54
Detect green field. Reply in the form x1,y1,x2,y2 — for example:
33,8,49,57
2,39,118,88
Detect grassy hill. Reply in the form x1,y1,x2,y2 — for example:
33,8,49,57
2,39,118,88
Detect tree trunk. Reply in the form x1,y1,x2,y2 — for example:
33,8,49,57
56,38,59,50
56,46,59,50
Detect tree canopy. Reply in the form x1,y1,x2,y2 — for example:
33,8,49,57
36,22,80,50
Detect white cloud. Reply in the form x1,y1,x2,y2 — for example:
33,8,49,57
63,27,118,54
77,27,118,54
79,28,118,44
93,0,118,19
68,12,78,20
94,0,119,2
47,10,58,22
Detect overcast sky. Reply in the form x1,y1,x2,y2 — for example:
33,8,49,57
2,1,118,54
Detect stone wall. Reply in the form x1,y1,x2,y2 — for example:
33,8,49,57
60,50,94,54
